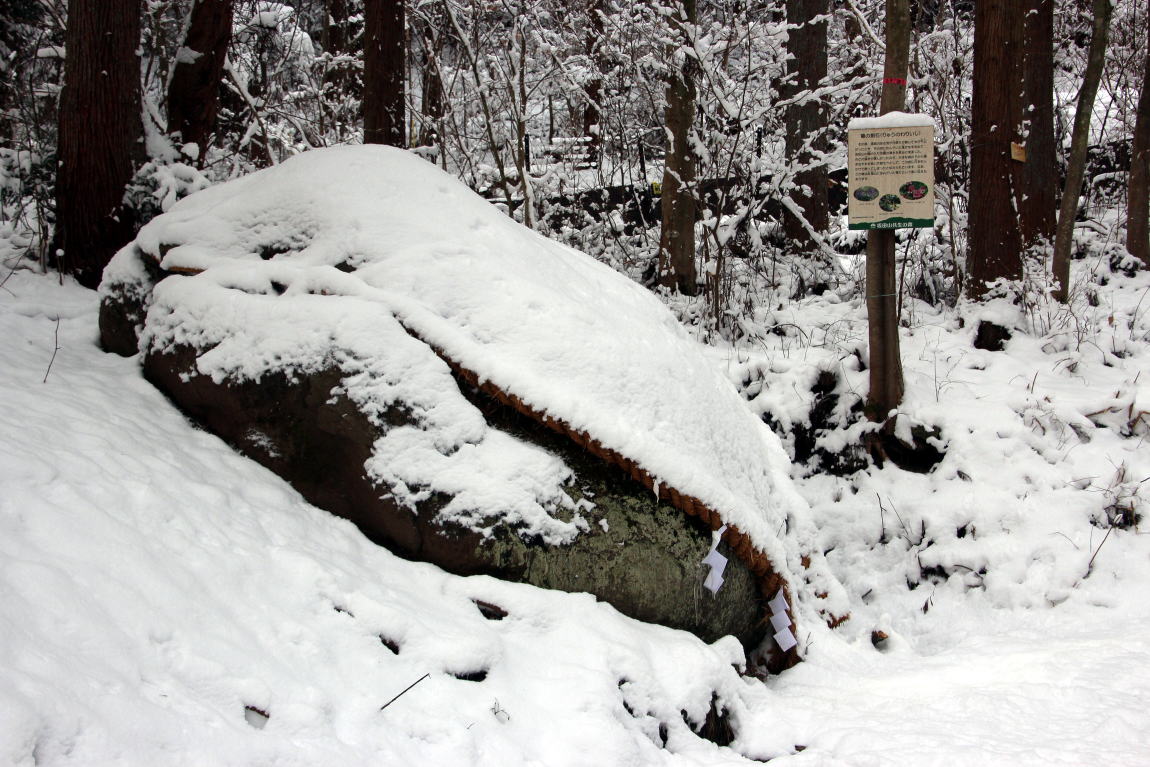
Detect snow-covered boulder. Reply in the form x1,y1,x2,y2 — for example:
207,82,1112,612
99,146,844,659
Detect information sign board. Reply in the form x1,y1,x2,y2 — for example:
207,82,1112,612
847,115,935,230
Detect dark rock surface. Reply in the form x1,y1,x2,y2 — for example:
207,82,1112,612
973,319,1012,352
125,333,766,647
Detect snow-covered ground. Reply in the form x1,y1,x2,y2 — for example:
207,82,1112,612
2,237,1150,763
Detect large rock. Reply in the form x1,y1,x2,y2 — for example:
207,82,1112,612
138,341,763,645
99,146,846,659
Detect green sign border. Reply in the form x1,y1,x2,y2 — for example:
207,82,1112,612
849,217,935,231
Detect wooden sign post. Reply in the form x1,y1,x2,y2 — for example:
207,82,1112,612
862,0,912,422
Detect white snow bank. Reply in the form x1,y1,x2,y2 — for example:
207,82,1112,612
6,270,1150,765
106,145,828,612
0,272,780,765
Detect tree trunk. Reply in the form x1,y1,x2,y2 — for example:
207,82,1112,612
167,0,234,161
783,0,829,264
54,0,142,289
968,0,1023,298
657,0,698,296
582,0,605,165
1127,0,1150,267
322,0,348,58
416,13,444,148
363,0,406,147
865,0,909,421
322,0,350,91
1016,0,1056,250
1052,0,1112,301
513,17,536,229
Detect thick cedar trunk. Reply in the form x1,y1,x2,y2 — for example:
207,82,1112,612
658,0,698,296
865,0,908,420
783,0,829,259
363,0,406,147
54,0,142,289
1127,0,1150,267
1016,0,1056,249
167,0,234,160
582,0,605,164
968,0,1024,298
1052,0,1112,301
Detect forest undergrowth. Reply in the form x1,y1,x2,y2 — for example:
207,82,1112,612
663,206,1150,647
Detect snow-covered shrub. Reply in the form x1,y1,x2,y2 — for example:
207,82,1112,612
0,147,53,268
1090,462,1146,530
124,158,211,226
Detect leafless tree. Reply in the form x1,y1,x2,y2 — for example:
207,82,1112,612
1127,0,1150,266
1052,0,1113,301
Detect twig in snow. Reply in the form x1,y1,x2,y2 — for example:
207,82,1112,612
876,493,923,546
877,493,887,543
490,699,511,723
379,673,430,712
1085,526,1114,577
0,260,20,295
42,317,60,383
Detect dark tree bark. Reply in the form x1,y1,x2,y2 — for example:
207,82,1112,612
657,0,698,296
783,0,829,261
54,0,142,289
967,0,1024,298
1127,0,1150,267
322,0,348,58
510,11,535,229
1016,0,1056,250
167,0,234,161
363,0,406,147
582,0,605,164
865,0,908,420
416,12,444,148
322,0,356,95
1052,0,1112,301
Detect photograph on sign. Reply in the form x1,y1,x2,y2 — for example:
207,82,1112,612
847,115,935,231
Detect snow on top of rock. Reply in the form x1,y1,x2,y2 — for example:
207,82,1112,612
108,145,817,596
